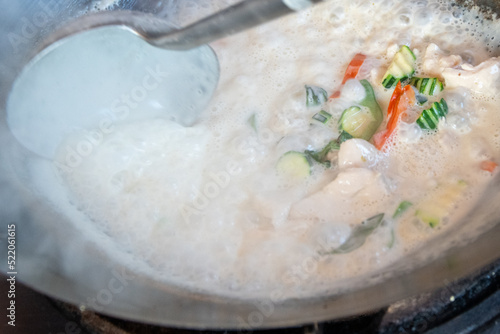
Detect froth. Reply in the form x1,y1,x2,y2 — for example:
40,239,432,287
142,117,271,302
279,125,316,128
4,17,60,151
42,0,500,299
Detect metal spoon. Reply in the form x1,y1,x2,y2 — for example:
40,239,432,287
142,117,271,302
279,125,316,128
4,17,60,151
7,0,325,159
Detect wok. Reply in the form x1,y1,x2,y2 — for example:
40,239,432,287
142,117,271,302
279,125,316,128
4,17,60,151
1,0,500,329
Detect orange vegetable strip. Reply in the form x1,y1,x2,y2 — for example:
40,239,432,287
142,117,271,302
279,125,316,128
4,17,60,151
329,91,341,99
329,53,367,99
374,82,415,150
386,80,404,118
480,160,498,172
342,53,367,84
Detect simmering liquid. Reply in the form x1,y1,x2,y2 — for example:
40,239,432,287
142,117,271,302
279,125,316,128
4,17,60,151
21,0,500,298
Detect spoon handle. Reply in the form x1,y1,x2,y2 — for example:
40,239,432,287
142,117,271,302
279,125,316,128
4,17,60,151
150,0,325,50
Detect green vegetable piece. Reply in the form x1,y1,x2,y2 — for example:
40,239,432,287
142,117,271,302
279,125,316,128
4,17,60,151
387,229,396,249
382,45,416,88
410,77,444,96
305,85,328,107
414,181,467,228
339,106,376,140
307,80,381,167
415,94,428,105
305,132,352,168
319,213,385,255
416,98,449,130
415,210,440,228
305,139,340,166
393,201,413,219
311,110,332,125
276,151,312,180
338,80,383,141
337,131,354,144
248,113,257,132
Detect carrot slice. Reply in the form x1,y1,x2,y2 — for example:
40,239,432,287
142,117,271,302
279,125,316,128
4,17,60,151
374,82,416,150
386,80,403,119
342,53,367,85
329,91,341,99
330,53,367,99
480,160,498,173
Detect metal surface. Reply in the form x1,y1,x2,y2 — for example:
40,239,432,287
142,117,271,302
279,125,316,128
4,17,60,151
38,0,313,52
0,0,500,330
3,259,500,332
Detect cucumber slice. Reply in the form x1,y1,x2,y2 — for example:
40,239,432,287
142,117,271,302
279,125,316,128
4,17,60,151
415,210,440,228
416,98,449,130
276,151,312,180
415,181,467,228
382,45,416,88
339,106,375,139
415,93,428,105
305,85,328,107
410,77,444,96
337,80,383,141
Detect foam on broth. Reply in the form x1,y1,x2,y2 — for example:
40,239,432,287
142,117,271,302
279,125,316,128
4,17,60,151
24,0,500,298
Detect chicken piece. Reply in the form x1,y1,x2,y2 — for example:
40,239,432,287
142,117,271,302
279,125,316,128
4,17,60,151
289,168,388,222
443,58,500,96
422,43,462,79
337,139,382,169
422,44,500,96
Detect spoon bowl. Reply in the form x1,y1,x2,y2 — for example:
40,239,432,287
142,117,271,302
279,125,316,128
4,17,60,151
6,1,324,158
7,18,219,159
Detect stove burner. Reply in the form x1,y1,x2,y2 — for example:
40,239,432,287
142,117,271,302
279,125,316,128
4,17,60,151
375,257,500,333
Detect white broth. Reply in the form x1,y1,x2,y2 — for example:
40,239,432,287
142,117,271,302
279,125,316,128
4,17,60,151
47,0,500,298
